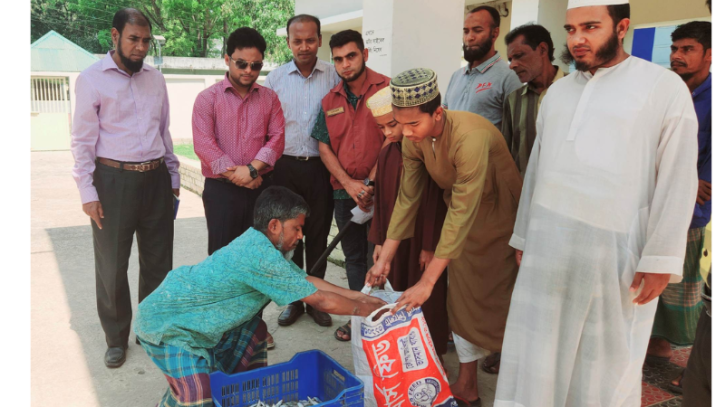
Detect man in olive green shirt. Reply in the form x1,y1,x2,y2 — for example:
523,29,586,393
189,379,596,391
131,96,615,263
502,24,566,177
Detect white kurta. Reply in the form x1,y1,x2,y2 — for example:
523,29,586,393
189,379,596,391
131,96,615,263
494,56,698,407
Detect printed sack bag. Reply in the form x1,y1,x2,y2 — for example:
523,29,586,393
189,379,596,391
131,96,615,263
361,304,456,407
352,283,402,407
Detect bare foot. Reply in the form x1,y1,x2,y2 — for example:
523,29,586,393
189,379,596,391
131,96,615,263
450,362,479,403
450,380,479,404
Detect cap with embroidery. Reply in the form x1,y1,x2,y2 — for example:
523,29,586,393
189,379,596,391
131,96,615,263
390,68,439,108
366,86,393,118
567,0,628,9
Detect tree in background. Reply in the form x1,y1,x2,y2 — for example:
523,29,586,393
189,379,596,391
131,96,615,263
30,0,294,64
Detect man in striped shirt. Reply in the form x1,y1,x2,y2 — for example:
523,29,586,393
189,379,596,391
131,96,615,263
265,15,341,328
501,24,565,178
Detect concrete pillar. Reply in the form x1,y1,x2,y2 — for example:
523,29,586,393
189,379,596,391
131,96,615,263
509,0,569,68
318,31,333,63
510,0,540,28
362,0,465,99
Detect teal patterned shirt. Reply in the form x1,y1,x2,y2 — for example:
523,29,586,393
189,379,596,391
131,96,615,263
134,228,317,358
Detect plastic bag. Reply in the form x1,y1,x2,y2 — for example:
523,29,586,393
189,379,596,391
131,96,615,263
361,304,456,407
353,283,402,407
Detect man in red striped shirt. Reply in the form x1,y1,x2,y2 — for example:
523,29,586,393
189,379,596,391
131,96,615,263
192,27,285,256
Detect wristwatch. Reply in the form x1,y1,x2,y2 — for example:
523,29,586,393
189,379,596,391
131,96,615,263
364,178,375,187
247,164,259,180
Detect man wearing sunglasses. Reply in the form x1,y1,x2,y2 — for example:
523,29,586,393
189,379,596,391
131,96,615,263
192,27,285,258
265,15,341,329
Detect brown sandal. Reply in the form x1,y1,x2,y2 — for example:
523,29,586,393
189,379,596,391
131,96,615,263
481,352,501,374
334,321,352,342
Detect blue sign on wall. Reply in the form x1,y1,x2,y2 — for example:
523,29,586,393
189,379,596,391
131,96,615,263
632,25,678,68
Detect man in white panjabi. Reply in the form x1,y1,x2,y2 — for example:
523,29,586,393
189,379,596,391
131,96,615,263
494,1,698,406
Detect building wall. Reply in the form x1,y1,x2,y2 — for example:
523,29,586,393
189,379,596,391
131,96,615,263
294,0,363,20
624,0,711,55
493,2,514,63
30,71,226,150
164,76,208,142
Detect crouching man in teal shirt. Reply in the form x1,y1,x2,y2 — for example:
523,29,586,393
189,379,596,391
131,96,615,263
134,186,386,407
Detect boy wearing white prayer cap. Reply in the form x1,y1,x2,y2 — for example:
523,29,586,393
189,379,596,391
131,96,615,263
494,1,699,406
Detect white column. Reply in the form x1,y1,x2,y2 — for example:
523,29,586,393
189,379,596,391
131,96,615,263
510,0,541,28
362,0,465,99
509,0,570,68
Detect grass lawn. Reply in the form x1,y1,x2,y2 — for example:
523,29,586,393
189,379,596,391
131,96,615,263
174,143,199,161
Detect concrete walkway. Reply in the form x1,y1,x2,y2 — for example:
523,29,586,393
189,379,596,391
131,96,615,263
30,151,497,407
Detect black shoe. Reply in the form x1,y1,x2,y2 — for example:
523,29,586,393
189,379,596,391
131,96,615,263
105,346,126,368
278,301,305,326
306,305,332,327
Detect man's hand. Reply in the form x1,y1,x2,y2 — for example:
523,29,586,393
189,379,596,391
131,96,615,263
373,245,382,264
244,176,263,190
630,272,671,305
172,189,180,197
697,180,711,205
226,165,253,186
359,192,374,211
393,280,434,313
366,260,391,287
419,250,434,271
359,297,390,317
515,250,523,266
83,201,104,229
354,292,388,308
343,179,373,212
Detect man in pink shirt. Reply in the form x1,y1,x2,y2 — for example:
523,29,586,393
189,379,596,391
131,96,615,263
70,8,180,369
192,27,285,257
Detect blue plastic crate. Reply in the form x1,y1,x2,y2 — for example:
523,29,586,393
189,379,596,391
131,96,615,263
210,350,364,407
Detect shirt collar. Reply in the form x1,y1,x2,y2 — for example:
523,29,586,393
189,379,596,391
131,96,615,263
521,65,565,96
222,72,261,95
287,58,327,76
692,73,711,98
466,51,501,74
102,50,150,75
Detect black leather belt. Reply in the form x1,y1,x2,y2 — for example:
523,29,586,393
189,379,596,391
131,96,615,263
282,155,321,161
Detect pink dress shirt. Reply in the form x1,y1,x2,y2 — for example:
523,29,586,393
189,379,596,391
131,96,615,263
192,74,285,178
70,51,180,204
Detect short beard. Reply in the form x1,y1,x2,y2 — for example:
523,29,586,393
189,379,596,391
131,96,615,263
228,72,253,90
560,30,620,72
672,64,694,81
340,60,366,83
117,44,144,73
275,229,296,261
463,37,494,64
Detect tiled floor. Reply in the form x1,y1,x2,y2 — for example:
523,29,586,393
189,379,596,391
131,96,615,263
641,347,691,407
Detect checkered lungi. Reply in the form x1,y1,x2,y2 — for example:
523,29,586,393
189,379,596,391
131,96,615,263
139,316,268,407
651,227,705,345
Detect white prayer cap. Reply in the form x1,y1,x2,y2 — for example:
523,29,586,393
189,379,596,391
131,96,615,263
366,86,393,117
568,0,628,9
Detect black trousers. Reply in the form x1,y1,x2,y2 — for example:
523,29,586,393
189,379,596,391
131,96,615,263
682,307,711,407
202,174,273,255
93,161,174,348
273,156,334,279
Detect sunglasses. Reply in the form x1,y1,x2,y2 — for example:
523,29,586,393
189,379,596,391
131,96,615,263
230,57,264,71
